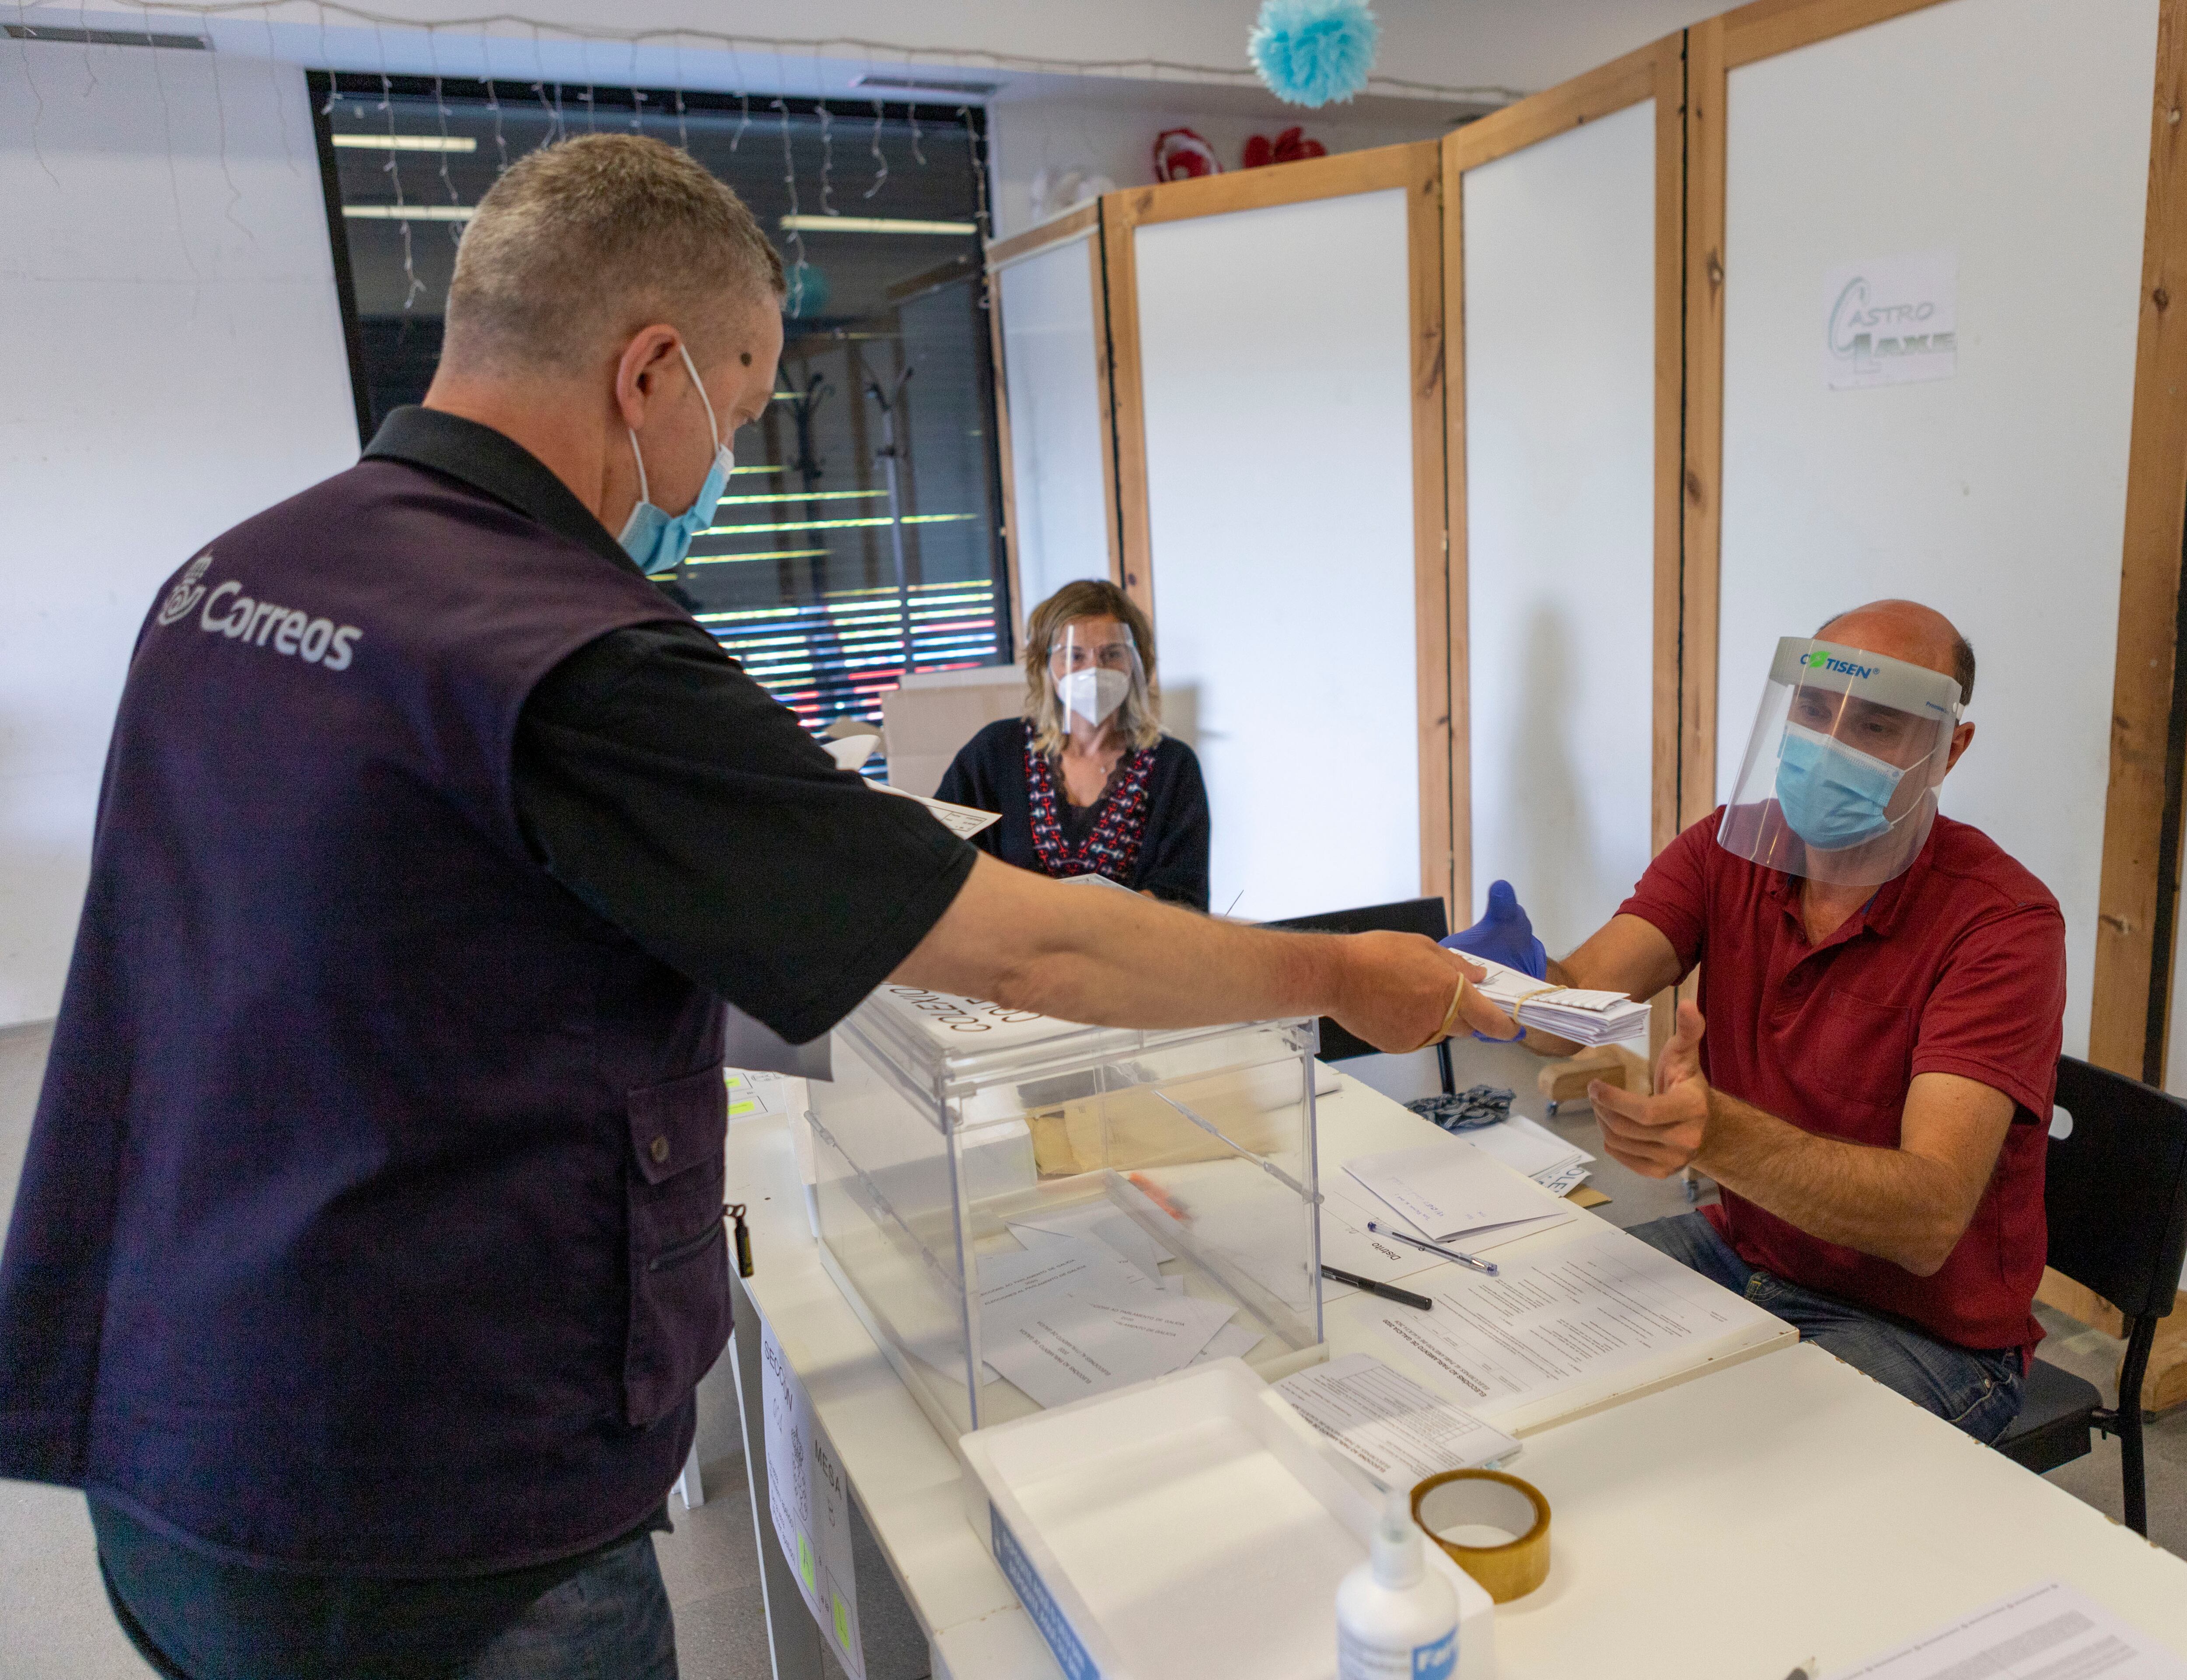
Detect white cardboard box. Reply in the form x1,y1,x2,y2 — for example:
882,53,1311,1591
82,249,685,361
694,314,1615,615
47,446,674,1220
958,1358,1495,1680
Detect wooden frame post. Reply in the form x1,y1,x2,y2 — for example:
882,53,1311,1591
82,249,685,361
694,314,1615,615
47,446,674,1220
1677,15,1729,841
2092,0,2187,1084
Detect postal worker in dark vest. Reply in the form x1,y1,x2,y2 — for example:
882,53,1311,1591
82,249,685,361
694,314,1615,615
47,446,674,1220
0,135,1515,1680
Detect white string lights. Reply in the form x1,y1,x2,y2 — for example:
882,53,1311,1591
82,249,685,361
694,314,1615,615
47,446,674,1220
97,0,1527,106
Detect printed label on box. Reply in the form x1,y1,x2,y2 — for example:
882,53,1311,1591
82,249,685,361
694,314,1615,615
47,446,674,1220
992,1505,1102,1680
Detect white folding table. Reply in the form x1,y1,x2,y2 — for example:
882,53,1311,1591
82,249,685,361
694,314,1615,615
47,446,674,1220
721,1073,2187,1680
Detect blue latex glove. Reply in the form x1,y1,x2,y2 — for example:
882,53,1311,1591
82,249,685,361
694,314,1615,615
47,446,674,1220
1441,880,1548,980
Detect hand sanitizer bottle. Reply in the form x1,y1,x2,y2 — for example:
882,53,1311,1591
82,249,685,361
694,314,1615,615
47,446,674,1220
1336,1489,1458,1680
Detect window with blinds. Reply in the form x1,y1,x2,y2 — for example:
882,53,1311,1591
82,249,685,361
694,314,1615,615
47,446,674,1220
311,73,1013,765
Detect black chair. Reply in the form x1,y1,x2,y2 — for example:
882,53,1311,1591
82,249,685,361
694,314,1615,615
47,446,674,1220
1262,897,1458,1096
1993,1055,2187,1534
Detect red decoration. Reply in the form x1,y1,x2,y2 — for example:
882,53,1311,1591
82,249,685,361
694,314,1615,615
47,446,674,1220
1241,126,1329,170
1152,127,1223,182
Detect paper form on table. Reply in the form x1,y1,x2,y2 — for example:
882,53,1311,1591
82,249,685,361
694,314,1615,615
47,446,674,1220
1343,1223,1783,1421
1823,1580,2187,1680
1275,1353,1521,1488
1345,1140,1576,1250
1317,1181,1448,1298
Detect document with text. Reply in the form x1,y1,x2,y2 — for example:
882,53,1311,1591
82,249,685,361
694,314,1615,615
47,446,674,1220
1275,1353,1520,1488
1825,1581,2187,1680
1342,1223,1785,1421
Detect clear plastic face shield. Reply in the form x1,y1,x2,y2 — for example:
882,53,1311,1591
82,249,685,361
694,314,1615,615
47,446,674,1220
1717,637,1964,887
1047,618,1148,740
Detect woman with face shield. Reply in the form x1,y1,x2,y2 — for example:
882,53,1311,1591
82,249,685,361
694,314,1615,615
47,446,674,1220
934,580,1211,907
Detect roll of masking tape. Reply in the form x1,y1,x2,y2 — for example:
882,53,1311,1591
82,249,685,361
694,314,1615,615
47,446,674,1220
1411,1469,1551,1603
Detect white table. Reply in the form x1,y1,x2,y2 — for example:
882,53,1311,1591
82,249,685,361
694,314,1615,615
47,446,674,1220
724,1073,2187,1680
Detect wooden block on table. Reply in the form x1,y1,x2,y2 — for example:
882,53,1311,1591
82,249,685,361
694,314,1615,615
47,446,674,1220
1537,1044,1651,1106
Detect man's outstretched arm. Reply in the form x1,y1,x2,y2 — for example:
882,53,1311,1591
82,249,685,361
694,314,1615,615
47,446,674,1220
892,853,1520,1055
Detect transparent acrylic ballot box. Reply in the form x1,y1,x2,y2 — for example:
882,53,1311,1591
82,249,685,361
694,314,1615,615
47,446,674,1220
806,985,1325,1439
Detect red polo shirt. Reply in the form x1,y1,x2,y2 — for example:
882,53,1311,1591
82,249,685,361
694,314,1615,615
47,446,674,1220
1619,810,2067,1354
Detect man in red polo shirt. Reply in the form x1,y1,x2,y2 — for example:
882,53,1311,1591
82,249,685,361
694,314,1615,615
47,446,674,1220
1450,601,2065,1441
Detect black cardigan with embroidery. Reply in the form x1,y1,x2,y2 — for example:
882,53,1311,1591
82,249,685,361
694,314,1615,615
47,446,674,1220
932,719,1211,909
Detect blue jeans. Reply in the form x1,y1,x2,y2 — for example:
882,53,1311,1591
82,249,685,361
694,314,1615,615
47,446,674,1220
1627,1212,2025,1443
94,1500,678,1680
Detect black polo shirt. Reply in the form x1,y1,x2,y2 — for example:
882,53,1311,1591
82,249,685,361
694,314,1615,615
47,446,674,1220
373,406,978,1042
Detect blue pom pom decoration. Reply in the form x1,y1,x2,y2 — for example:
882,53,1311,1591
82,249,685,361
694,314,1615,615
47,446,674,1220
1248,0,1380,109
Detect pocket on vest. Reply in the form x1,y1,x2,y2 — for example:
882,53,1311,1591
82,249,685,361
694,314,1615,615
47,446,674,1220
624,1065,733,1428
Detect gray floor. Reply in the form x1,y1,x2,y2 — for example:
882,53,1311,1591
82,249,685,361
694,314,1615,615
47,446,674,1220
2,1024,2183,1677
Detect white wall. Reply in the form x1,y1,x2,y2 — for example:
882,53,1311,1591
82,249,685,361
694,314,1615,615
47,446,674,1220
996,233,1111,619
0,39,359,1025
1716,0,2156,1060
1134,188,1421,923
986,98,1452,240
1462,100,1658,957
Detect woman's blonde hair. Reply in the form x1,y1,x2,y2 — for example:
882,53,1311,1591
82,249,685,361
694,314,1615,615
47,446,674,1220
1022,580,1162,756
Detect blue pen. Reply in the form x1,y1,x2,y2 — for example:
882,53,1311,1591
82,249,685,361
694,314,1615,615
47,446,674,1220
1366,1220,1499,1277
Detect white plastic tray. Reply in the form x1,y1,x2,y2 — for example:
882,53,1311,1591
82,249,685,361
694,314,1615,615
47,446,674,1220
959,1358,1496,1680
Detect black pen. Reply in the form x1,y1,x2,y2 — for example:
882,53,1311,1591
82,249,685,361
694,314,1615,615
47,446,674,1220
1320,1264,1434,1311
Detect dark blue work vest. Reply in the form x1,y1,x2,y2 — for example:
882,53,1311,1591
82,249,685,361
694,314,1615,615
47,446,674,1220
0,456,732,1574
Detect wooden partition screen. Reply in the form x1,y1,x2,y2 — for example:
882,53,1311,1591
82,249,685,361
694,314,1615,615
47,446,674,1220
1441,37,1684,962
983,203,1120,639
1097,143,1452,920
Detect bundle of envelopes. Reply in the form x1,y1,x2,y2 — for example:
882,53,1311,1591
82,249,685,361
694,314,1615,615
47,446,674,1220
968,1205,1261,1409
1467,957,1650,1045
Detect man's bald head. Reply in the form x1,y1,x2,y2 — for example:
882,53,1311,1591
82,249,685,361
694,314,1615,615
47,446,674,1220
1816,599,1976,706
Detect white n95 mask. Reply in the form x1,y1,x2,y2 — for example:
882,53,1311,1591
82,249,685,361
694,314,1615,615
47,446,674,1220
1056,666,1131,727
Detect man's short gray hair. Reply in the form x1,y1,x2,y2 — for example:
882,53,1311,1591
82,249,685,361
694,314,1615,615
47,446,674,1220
444,133,785,376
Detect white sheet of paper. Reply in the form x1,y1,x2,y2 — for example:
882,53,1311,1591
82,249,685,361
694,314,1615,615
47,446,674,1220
875,779,1002,837
905,1235,1148,1387
1345,1141,1575,1248
1275,1353,1521,1488
760,1320,866,1679
1462,1116,1591,1184
1348,1224,1781,1420
983,1286,1237,1408
725,1067,789,1120
1824,1581,2187,1680
1317,1181,1447,1298
1009,1208,1168,1285
1190,1320,1265,1365
976,1239,1153,1335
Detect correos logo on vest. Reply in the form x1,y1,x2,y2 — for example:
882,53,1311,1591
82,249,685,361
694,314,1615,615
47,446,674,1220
155,553,212,626
184,563,363,670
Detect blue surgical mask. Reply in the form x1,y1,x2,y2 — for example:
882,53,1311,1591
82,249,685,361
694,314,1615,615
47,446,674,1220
1774,722,1908,849
618,344,734,576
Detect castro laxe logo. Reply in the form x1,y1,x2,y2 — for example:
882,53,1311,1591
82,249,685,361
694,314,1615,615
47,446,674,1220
155,552,213,626
1824,251,1956,391
175,568,363,670
1804,650,1877,681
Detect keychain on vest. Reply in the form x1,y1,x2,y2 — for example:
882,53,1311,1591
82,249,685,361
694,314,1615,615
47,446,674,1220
725,1204,753,1278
